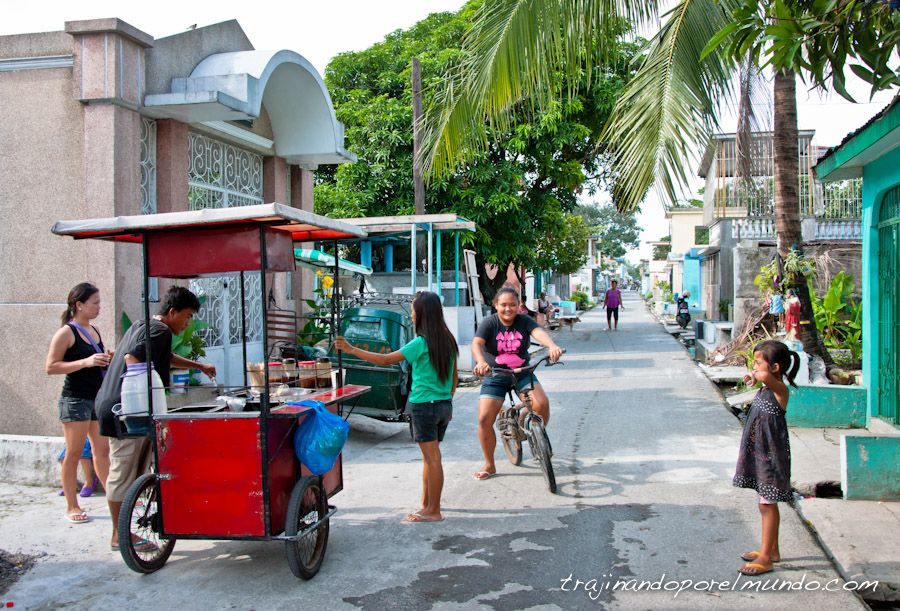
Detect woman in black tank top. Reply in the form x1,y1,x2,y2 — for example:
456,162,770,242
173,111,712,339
45,283,112,524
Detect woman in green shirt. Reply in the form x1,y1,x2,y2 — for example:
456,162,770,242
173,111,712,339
335,291,458,523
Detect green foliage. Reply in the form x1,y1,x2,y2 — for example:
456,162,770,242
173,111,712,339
754,259,778,296
575,203,640,259
707,0,900,103
570,291,590,309
694,226,710,245
655,280,673,302
755,249,816,296
319,1,638,287
718,298,731,319
652,243,671,261
808,272,862,362
297,279,332,347
171,319,208,362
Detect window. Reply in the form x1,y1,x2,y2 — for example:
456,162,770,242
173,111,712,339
694,226,710,245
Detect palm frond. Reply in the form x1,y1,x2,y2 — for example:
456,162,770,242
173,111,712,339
422,0,660,179
601,0,736,212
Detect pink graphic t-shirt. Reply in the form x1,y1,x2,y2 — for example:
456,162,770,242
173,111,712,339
475,313,539,368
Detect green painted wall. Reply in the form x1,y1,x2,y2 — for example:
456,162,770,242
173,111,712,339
786,385,867,428
861,147,900,428
841,435,900,500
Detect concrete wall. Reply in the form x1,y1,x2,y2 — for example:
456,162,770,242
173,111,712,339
0,32,102,435
731,241,863,332
786,385,867,428
841,435,900,500
669,210,705,254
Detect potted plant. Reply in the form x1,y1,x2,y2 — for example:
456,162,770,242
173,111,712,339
171,318,209,385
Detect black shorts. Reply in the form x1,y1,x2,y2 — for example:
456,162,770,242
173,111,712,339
606,307,619,322
408,400,453,443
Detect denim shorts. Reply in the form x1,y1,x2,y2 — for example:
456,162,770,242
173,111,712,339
479,372,540,400
58,396,97,423
408,400,453,443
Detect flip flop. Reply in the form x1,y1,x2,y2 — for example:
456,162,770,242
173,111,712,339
473,471,496,481
740,550,781,563
64,511,91,524
405,513,444,523
738,562,774,576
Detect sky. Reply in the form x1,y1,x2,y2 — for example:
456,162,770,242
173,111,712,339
4,1,896,262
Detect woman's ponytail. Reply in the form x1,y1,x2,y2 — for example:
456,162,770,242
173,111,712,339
785,351,800,387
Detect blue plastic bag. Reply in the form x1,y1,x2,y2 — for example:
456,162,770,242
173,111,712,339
291,400,349,475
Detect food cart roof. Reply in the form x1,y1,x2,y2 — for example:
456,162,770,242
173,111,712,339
294,248,372,276
334,214,476,236
51,203,367,242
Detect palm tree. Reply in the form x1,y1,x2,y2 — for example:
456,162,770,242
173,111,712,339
422,0,897,367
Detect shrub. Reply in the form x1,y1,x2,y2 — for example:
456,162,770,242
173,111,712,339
570,291,590,310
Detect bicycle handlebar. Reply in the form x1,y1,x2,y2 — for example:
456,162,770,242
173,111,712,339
487,349,566,378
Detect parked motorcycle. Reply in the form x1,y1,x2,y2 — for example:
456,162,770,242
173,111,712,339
675,293,691,329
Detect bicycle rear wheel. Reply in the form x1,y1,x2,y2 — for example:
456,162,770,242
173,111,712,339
528,420,557,493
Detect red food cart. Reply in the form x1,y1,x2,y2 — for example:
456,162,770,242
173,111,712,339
52,203,370,579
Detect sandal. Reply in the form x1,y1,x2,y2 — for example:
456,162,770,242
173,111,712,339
79,476,101,497
738,562,774,576
64,511,91,524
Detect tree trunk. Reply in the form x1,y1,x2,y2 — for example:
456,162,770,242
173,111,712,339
772,70,834,369
478,256,513,305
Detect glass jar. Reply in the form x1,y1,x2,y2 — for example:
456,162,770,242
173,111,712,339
298,361,316,389
316,357,332,388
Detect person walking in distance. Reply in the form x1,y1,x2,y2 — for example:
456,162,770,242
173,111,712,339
734,340,800,576
45,282,111,524
602,280,624,330
336,291,457,522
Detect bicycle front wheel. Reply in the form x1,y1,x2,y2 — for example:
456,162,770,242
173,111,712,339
528,420,557,493
497,410,522,465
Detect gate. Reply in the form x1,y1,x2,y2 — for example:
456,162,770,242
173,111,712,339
187,132,265,386
877,185,900,425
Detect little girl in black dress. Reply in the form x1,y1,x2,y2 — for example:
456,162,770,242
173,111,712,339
733,340,800,576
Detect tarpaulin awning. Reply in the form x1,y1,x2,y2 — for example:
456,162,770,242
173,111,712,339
51,203,367,243
294,248,372,276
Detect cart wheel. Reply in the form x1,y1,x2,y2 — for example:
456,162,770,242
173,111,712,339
118,473,176,573
285,476,330,580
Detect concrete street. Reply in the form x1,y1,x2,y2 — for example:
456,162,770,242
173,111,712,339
1,292,866,610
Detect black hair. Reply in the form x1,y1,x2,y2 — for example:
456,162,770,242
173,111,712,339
61,282,99,326
754,340,800,387
412,291,458,384
611,279,618,285
157,286,201,316
493,286,520,304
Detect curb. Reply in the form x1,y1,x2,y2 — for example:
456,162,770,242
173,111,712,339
0,434,65,487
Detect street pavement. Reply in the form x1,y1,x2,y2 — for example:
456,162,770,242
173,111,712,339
0,291,868,610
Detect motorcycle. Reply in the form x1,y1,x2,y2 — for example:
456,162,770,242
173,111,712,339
675,297,691,329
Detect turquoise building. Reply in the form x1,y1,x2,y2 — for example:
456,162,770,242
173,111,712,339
816,97,900,500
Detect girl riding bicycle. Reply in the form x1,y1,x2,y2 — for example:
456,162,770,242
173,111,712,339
335,291,457,523
471,286,563,480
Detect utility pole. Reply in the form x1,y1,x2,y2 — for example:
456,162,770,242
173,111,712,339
412,57,426,274
412,57,425,216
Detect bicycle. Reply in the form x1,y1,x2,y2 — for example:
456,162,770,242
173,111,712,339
488,353,563,493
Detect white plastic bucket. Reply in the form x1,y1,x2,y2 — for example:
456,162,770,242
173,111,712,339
120,363,167,416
